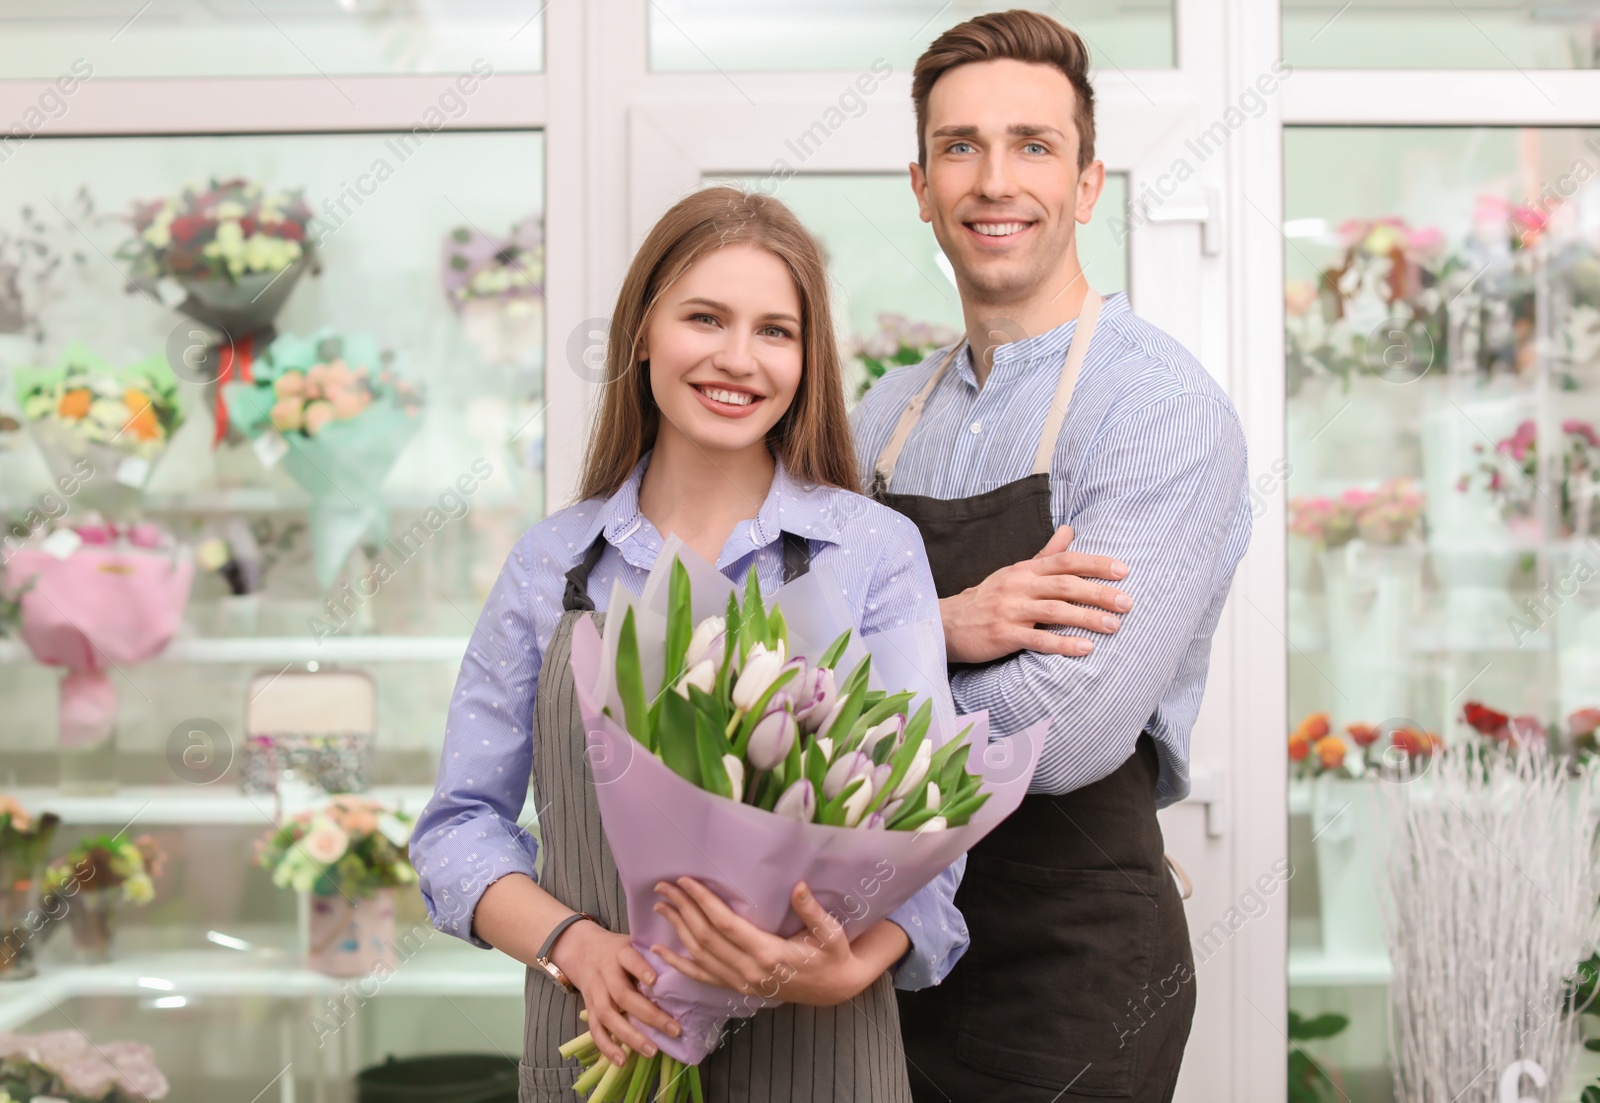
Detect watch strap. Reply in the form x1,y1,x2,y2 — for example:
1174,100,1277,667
536,911,598,966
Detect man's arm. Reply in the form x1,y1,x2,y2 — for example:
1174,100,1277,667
949,393,1249,796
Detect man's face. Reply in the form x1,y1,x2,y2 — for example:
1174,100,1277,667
911,59,1104,305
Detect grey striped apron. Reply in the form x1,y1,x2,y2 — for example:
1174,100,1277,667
517,532,915,1103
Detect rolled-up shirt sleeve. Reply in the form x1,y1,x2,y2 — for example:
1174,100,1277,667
950,393,1249,801
410,532,546,947
858,507,971,989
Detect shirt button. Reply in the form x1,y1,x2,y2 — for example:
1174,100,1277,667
969,421,982,434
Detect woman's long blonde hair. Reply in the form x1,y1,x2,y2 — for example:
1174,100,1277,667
576,186,858,502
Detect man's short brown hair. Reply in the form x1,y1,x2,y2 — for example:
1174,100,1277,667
912,9,1096,170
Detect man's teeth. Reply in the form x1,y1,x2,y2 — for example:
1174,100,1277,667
972,222,1028,237
698,386,754,407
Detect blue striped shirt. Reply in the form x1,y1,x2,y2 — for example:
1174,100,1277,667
411,452,968,989
851,292,1251,806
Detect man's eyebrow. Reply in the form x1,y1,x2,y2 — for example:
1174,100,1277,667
929,124,1066,141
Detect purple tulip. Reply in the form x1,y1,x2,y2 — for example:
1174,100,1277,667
773,779,817,823
792,667,838,733
747,699,798,771
863,811,887,830
823,750,873,801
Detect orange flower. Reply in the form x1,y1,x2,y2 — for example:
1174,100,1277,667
1288,733,1312,762
1294,712,1331,743
120,390,162,441
1314,735,1347,769
1392,727,1439,757
57,388,92,419
1347,722,1380,747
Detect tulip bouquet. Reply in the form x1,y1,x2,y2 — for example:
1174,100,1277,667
223,330,422,589
558,540,1044,1100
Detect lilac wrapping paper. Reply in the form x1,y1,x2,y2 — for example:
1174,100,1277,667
566,539,1044,1065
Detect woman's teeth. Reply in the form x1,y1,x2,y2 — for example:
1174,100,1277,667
697,386,755,406
972,222,1028,236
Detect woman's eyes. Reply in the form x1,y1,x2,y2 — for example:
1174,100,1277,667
688,314,793,339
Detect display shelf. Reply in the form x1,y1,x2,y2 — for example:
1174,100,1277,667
0,636,470,666
0,943,524,1032
3,785,438,826
1288,945,1392,987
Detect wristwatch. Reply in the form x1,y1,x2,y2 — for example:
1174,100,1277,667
535,911,600,993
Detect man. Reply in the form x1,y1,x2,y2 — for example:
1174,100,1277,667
852,10,1251,1102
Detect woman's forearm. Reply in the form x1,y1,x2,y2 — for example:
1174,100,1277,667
471,872,585,968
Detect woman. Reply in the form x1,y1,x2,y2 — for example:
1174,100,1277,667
410,186,965,1102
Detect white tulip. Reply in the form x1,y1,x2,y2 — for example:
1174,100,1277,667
685,616,726,669
722,754,745,799
891,741,933,800
812,737,834,764
925,781,941,811
841,776,875,827
732,642,786,711
673,658,716,698
915,816,949,834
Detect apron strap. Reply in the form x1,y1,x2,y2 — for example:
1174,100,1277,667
870,291,1104,492
1031,290,1103,476
562,534,610,613
870,343,962,494
563,529,811,612
781,530,811,583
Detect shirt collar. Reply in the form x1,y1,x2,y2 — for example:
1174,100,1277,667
578,450,842,571
953,290,1127,388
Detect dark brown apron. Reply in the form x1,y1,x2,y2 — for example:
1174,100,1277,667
518,530,914,1103
871,294,1194,1102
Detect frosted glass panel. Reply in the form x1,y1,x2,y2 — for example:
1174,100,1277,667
1285,1,1600,69
0,0,542,79
653,1,1174,73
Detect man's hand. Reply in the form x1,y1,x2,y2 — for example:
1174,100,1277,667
649,878,895,1007
941,525,1132,665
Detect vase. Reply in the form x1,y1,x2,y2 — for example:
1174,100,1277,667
65,886,118,964
1321,542,1423,731
1429,540,1520,650
1310,776,1390,959
212,592,261,637
58,671,117,797
306,887,396,977
0,866,45,980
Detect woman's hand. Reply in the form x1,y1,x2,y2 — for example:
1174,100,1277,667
548,920,682,1065
941,524,1132,664
649,877,901,1007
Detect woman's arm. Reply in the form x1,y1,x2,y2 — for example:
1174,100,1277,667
409,528,679,1064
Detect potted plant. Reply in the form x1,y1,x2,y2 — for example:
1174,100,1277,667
0,1028,168,1100
255,795,415,977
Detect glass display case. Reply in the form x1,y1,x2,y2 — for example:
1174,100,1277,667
1283,125,1600,1099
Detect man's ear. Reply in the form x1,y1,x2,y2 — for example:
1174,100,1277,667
909,161,933,224
1076,160,1107,225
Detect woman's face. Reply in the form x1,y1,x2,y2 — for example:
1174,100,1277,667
641,242,804,458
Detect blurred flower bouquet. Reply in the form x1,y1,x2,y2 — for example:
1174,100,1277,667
1460,418,1600,539
1284,217,1450,394
0,797,60,981
1287,711,1438,780
3,526,193,792
119,177,314,333
1289,479,1426,549
559,542,1044,1098
847,313,960,400
441,215,543,366
42,834,165,963
13,344,183,516
0,1030,168,1101
223,330,422,589
257,796,414,977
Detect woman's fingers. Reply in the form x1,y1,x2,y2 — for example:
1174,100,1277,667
788,882,842,953
654,899,746,987
609,977,677,1041
618,945,659,989
584,996,630,1064
650,942,721,986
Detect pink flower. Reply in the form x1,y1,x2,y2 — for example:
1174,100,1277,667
329,390,368,420
1563,419,1599,447
269,398,304,433
1569,708,1600,739
303,400,335,435
302,822,349,863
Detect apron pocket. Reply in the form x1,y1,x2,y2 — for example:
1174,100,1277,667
518,1062,581,1103
955,857,1165,1097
